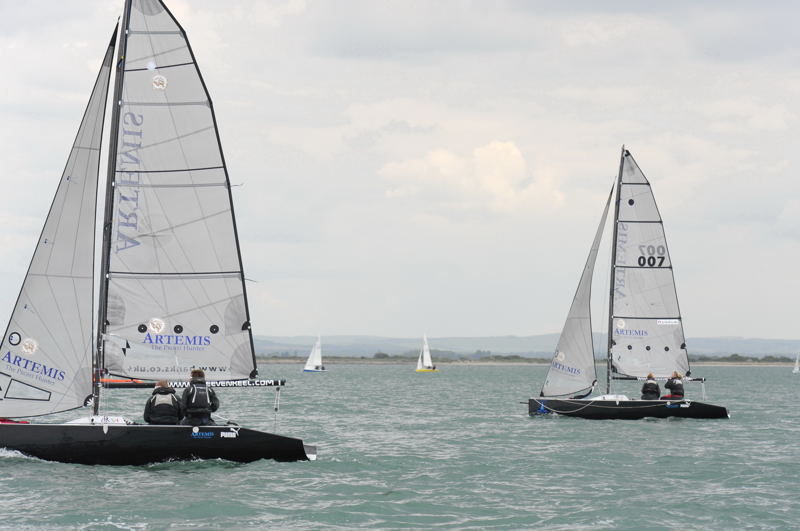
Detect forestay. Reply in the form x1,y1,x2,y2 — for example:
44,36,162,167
609,151,690,378
0,34,115,417
102,0,257,381
541,190,612,397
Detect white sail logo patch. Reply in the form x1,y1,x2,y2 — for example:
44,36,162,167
21,338,38,355
148,318,166,334
555,351,566,362
152,74,168,91
616,319,626,329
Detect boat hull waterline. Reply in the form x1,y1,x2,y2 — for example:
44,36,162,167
528,398,729,420
415,369,439,373
0,423,316,465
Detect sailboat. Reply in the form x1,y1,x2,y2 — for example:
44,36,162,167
0,0,316,464
416,335,438,372
529,148,728,420
793,354,799,374
303,337,326,372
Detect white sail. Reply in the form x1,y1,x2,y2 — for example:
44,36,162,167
0,34,115,417
609,150,691,379
541,190,612,397
417,335,435,370
304,337,323,371
101,0,257,381
793,354,799,374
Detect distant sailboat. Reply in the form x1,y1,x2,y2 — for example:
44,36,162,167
416,335,438,372
303,336,326,372
529,147,728,419
793,353,799,374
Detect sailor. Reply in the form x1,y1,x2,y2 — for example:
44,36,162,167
143,380,183,425
640,372,660,400
180,369,220,426
662,371,685,399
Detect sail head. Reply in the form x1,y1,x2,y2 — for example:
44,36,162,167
0,33,115,417
102,0,256,381
609,151,690,378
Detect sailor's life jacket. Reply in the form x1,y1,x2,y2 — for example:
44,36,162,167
664,377,685,398
143,387,182,425
640,378,660,400
182,380,220,416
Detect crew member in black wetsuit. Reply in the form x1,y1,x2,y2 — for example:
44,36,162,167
662,371,685,399
180,369,220,426
143,380,183,425
640,372,660,400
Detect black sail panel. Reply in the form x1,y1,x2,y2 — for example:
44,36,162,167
103,0,256,381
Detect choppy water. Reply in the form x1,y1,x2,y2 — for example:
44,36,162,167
0,364,798,530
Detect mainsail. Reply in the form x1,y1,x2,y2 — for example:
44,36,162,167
417,335,434,370
304,337,323,371
541,190,612,397
100,0,257,381
608,150,691,378
0,32,116,417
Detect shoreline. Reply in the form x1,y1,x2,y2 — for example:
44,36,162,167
257,357,795,367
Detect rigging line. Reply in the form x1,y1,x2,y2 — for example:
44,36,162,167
131,207,230,238
616,220,663,224
124,125,214,152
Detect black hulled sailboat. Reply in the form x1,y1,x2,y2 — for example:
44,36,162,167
529,148,728,420
0,0,316,464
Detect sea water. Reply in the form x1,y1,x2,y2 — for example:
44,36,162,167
0,364,797,529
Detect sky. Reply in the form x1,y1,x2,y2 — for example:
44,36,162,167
0,0,798,340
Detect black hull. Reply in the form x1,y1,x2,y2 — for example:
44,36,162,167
0,423,315,465
529,398,729,420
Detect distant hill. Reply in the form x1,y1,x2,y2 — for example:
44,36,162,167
254,334,800,359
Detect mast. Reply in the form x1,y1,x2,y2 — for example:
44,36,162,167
605,145,625,394
94,0,133,415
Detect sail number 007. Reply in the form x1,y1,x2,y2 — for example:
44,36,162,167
637,245,665,267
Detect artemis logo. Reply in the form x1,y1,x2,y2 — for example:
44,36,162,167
142,333,211,346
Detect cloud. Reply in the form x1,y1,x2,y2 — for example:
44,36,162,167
381,141,564,213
